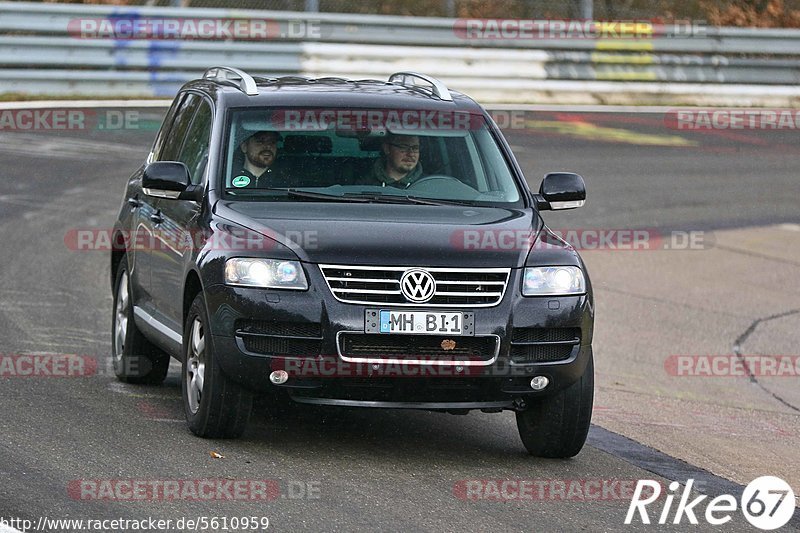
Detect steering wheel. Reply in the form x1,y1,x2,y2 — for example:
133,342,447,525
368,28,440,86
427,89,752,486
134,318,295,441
407,175,464,189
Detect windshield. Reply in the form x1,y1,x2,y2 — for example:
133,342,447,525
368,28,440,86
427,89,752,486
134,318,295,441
222,107,523,207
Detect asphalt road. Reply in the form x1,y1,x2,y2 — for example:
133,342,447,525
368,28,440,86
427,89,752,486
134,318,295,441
0,107,798,532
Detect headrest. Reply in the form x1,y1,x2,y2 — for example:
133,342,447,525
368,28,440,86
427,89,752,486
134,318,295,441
282,135,333,154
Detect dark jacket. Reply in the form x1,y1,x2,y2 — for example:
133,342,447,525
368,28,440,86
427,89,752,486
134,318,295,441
362,157,423,188
231,159,293,189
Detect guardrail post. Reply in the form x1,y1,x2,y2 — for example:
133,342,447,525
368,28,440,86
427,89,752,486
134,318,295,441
305,0,319,12
580,0,593,19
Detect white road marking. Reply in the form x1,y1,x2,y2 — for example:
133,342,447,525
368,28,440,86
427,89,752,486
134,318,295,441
107,381,176,400
0,100,171,110
488,103,685,113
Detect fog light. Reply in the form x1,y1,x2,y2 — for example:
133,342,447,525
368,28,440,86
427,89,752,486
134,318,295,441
530,376,549,390
270,370,289,385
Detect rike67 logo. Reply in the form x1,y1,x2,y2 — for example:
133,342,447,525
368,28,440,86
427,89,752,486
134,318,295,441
625,477,796,530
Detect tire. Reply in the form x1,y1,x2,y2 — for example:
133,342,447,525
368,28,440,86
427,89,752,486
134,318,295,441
182,292,253,438
111,260,170,385
515,354,594,458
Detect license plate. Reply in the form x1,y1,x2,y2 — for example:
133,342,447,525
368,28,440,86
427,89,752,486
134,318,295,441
378,310,463,335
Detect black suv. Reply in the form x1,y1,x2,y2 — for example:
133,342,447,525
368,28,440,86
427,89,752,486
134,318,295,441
111,67,593,458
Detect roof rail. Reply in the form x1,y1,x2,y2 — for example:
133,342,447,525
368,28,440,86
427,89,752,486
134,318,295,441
203,66,259,96
388,71,453,101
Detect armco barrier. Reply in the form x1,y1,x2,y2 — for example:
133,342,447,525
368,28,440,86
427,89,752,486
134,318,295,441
0,1,799,105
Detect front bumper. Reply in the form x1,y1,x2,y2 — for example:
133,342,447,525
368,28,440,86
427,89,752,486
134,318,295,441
204,266,593,410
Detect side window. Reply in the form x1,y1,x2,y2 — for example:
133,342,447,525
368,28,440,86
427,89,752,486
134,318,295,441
149,94,184,162
177,100,213,185
159,94,200,162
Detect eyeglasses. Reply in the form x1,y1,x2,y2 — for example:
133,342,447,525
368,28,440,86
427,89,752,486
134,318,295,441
387,143,420,154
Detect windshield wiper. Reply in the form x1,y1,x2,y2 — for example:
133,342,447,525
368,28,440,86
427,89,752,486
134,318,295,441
253,188,371,202
405,195,478,206
244,188,478,206
287,189,368,202
342,192,477,206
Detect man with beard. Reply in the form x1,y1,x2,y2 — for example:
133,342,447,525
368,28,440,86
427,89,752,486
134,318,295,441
231,130,291,189
363,133,423,188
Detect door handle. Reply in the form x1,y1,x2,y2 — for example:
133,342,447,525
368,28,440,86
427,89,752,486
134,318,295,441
150,211,163,225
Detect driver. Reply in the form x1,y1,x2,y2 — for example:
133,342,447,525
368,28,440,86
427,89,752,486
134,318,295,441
232,130,291,188
363,133,423,188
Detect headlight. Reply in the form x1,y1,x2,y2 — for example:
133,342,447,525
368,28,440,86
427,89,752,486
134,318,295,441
523,266,585,296
224,258,308,290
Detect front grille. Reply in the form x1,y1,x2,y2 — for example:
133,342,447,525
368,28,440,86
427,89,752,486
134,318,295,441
509,327,580,364
339,333,498,362
242,336,322,357
510,344,575,363
319,265,510,307
236,320,322,357
511,327,580,344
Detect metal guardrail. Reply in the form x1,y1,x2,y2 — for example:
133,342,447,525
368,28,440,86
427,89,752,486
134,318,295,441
0,1,799,99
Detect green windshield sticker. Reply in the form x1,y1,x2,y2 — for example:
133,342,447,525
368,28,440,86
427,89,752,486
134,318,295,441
232,175,251,188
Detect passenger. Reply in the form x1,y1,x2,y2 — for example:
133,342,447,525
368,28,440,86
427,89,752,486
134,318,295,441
232,130,291,188
364,133,423,188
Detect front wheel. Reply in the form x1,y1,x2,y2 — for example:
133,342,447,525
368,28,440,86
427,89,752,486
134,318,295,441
516,354,594,458
182,293,253,438
111,260,169,385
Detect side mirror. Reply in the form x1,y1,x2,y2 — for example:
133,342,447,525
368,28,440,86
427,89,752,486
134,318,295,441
535,172,586,211
142,162,191,199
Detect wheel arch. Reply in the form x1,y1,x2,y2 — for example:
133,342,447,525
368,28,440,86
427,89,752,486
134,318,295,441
183,269,204,329
110,231,128,290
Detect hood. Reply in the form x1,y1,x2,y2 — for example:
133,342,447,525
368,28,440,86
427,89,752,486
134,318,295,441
214,200,540,268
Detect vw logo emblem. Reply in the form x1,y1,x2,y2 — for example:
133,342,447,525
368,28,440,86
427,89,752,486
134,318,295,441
400,269,436,303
